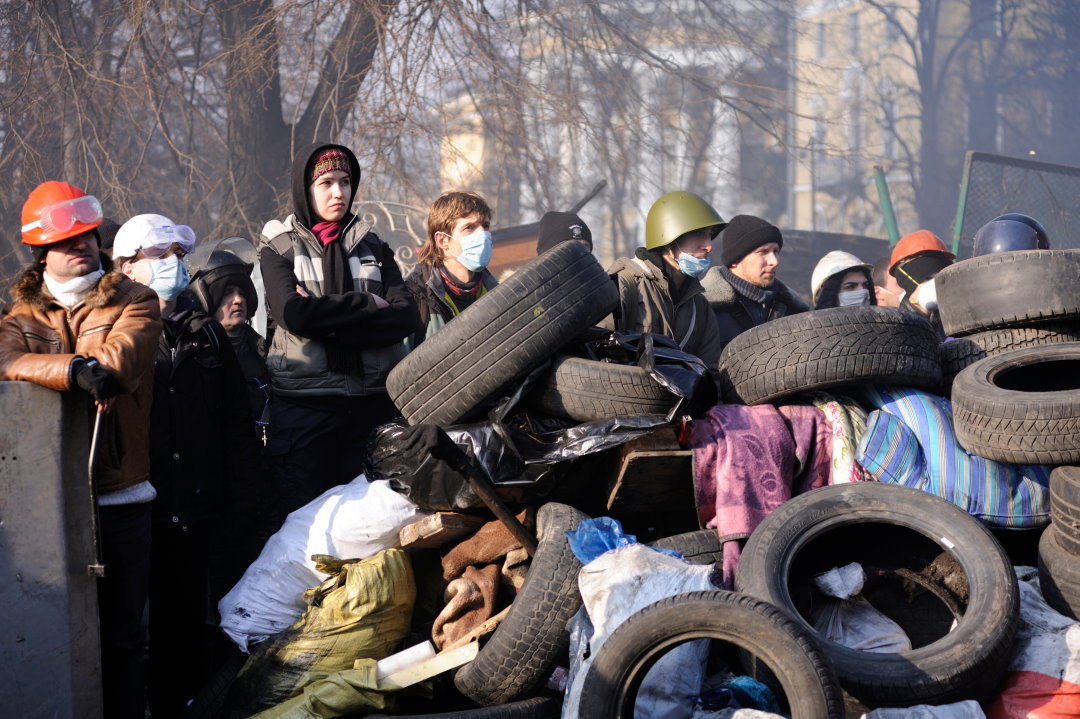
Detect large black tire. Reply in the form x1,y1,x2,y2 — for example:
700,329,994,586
648,529,724,566
526,355,680,422
363,696,561,718
1050,467,1080,555
952,343,1080,465
387,241,618,426
718,306,941,405
578,590,844,719
939,323,1080,388
935,250,1080,337
453,503,587,706
735,483,1019,708
1039,524,1080,620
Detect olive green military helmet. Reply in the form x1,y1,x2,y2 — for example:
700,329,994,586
645,191,727,250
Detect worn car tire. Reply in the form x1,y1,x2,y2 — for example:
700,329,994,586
735,483,1019,708
952,343,1080,465
718,306,941,405
939,323,1080,389
1050,467,1080,555
364,696,561,718
578,590,844,718
936,250,1080,337
1039,524,1080,620
648,529,724,566
387,242,618,426
526,355,680,422
453,503,587,706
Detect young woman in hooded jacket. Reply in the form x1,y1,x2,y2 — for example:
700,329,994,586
258,143,417,525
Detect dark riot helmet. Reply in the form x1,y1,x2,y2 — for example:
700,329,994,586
186,237,258,316
971,213,1050,257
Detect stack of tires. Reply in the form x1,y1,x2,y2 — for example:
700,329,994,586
935,251,1080,635
936,250,1080,392
386,240,695,426
386,241,621,426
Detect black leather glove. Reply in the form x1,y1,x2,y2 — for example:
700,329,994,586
72,357,122,402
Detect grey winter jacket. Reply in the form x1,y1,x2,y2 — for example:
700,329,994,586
259,214,413,397
700,265,809,352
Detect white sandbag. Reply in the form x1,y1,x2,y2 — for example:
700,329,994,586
219,476,428,651
862,700,985,718
563,543,717,719
811,563,911,654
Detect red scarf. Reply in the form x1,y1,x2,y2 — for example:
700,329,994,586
311,220,343,246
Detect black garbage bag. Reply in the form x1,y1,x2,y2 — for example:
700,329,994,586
364,420,531,511
364,411,671,512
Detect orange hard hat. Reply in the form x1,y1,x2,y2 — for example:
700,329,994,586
21,181,104,246
889,230,955,275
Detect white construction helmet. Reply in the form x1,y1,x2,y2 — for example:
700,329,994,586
811,250,872,304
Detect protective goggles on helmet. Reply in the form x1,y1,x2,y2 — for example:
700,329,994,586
21,195,103,236
138,225,197,259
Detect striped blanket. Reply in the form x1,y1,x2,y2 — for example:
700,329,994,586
855,385,1050,528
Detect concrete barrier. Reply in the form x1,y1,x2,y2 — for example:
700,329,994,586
0,381,102,718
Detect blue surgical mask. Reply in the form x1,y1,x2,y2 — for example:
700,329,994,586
148,254,190,301
454,229,493,272
677,253,711,279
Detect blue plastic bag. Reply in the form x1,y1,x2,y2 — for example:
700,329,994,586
565,517,683,564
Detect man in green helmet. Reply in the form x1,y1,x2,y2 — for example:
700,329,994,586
700,214,808,351
604,190,726,385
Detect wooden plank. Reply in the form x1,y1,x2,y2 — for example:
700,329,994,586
399,512,488,549
606,449,695,513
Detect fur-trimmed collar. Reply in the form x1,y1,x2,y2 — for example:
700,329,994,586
10,254,122,311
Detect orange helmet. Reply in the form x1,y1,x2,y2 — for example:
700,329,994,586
888,230,954,275
21,181,104,247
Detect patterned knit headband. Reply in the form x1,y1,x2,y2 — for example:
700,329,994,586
310,149,351,184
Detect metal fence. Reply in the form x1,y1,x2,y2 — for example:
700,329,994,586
952,151,1080,257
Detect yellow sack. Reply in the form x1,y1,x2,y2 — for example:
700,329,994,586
226,549,415,718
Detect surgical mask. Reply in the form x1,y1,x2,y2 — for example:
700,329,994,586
148,254,190,301
454,229,493,271
838,289,870,307
677,253,711,279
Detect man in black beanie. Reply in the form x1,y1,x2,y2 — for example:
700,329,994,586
536,211,592,255
700,214,808,351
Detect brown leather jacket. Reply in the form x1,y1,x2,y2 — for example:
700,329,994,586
0,257,161,493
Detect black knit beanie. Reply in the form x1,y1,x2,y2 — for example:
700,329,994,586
720,215,783,267
536,211,592,255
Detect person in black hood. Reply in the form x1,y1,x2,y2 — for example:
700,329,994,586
188,243,270,430
258,142,417,525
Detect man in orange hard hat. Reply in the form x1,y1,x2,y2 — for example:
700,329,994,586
0,181,161,719
889,229,955,337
